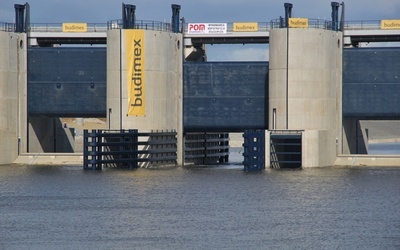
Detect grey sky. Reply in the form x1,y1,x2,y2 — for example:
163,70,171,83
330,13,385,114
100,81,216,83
1,0,400,61
2,0,400,24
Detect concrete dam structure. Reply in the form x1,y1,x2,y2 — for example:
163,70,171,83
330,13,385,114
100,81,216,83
1,2,400,167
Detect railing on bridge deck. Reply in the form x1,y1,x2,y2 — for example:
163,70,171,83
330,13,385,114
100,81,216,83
0,22,15,32
29,23,108,32
107,19,172,32
1,20,172,33
183,19,336,33
1,20,397,33
344,20,381,30
269,18,335,30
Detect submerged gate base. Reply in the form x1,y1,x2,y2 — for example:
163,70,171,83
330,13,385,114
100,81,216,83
269,131,302,169
184,132,229,165
83,129,177,170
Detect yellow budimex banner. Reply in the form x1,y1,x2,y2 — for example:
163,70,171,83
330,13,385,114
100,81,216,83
126,30,145,116
381,20,400,29
288,18,309,28
62,23,87,32
233,22,258,32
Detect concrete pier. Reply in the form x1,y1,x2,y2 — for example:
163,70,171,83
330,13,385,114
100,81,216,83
268,28,343,167
107,29,183,165
0,31,27,164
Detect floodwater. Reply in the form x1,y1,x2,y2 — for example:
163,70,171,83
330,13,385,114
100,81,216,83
0,163,399,250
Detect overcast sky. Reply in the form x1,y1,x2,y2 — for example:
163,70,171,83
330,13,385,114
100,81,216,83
2,0,400,60
2,0,400,23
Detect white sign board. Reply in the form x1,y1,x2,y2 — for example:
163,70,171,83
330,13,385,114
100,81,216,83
188,23,227,34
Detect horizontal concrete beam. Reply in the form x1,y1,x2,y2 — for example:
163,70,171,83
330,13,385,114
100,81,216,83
335,155,400,167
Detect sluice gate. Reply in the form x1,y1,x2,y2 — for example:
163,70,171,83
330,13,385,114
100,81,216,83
83,130,177,170
184,133,229,165
28,47,106,117
183,62,268,132
270,131,302,169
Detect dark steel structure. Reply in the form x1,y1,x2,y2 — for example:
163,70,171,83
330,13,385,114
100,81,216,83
183,62,268,132
343,47,400,119
270,131,302,169
27,47,400,123
171,4,181,33
184,133,229,164
243,130,265,171
84,129,177,170
27,47,107,117
122,3,136,29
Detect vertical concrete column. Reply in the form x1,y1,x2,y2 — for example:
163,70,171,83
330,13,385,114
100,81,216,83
107,29,183,165
0,32,27,164
269,28,343,167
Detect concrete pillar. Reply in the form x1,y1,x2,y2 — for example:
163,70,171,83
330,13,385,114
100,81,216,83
0,31,27,164
107,29,183,165
268,28,343,167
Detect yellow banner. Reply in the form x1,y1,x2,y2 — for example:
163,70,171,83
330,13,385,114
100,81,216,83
126,30,145,116
62,23,87,32
288,18,309,28
233,22,258,32
381,20,400,29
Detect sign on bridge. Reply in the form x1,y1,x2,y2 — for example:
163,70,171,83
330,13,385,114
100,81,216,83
188,23,227,34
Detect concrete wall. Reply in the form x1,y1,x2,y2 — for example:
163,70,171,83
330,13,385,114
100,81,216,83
268,28,343,167
107,30,183,165
302,130,340,167
0,31,27,165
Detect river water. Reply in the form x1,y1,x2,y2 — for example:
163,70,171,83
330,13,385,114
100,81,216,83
0,163,399,249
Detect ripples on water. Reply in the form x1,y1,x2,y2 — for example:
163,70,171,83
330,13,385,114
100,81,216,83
0,164,399,249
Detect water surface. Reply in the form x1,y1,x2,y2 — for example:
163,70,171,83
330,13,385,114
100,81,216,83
0,164,399,249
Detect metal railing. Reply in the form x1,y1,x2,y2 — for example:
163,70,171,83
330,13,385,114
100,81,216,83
269,18,334,30
183,19,335,33
0,22,15,32
183,19,400,33
184,132,229,164
84,129,177,170
107,19,172,32
1,20,172,33
270,130,302,169
29,23,108,32
1,20,398,33
344,20,381,30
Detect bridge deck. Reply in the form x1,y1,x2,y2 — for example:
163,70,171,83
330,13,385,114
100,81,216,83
1,19,398,46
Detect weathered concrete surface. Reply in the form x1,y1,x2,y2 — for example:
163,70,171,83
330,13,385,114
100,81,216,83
0,31,27,165
268,28,342,167
107,30,183,165
14,153,83,165
335,155,400,167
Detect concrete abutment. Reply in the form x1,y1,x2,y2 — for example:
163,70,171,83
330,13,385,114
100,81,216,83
107,29,184,166
0,31,27,164
267,28,343,167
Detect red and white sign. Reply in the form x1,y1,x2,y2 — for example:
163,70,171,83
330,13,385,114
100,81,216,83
188,23,227,34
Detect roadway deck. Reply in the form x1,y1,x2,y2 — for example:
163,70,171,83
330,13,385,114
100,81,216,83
1,19,398,46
